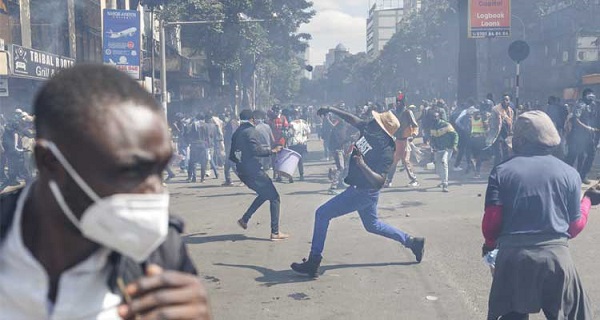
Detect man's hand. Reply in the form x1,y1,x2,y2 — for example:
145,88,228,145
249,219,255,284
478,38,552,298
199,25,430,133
118,264,211,320
353,151,366,167
272,146,283,153
482,243,495,258
585,181,600,205
317,107,330,117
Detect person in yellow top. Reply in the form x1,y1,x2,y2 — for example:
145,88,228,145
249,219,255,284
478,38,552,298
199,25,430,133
469,109,490,178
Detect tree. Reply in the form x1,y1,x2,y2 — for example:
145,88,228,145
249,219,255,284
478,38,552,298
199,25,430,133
161,0,315,109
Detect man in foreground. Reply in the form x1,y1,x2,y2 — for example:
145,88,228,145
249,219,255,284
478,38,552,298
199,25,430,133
0,64,210,319
482,111,596,320
230,109,289,241
291,106,425,278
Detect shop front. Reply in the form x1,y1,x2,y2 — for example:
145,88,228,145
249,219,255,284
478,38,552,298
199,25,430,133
0,44,75,115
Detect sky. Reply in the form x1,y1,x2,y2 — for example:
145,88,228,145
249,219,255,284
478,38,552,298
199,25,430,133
299,0,371,66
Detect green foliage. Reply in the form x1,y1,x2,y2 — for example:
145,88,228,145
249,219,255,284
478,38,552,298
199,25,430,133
161,0,315,105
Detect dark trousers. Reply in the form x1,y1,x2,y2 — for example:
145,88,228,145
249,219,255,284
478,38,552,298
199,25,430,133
469,135,487,174
240,171,280,234
188,145,208,181
454,131,472,169
566,136,597,181
493,138,510,166
224,146,237,183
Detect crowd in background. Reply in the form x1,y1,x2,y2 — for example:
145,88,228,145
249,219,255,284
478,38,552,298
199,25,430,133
1,88,599,193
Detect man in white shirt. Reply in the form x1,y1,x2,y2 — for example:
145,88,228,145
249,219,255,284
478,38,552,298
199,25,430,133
0,64,210,320
287,110,311,182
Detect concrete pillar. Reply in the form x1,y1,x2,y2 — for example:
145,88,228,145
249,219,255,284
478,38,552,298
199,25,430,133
19,0,31,48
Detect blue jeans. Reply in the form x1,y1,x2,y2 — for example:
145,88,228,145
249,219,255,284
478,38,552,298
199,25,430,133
310,186,411,257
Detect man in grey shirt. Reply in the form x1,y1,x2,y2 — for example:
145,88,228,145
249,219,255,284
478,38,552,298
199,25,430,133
253,110,275,172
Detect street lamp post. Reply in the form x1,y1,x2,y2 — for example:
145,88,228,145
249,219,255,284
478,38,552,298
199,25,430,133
158,15,269,115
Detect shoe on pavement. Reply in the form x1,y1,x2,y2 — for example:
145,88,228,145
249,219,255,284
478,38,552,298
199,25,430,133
442,184,449,192
408,180,420,187
409,237,425,263
384,182,392,188
237,219,248,230
453,166,463,172
299,176,305,182
289,178,294,183
270,232,290,241
473,174,482,179
291,255,322,278
222,181,234,187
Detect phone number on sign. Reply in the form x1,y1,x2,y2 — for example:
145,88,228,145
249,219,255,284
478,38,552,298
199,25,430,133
471,30,510,38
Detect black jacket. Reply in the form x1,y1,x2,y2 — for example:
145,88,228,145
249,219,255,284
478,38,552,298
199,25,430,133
0,188,197,296
229,122,272,176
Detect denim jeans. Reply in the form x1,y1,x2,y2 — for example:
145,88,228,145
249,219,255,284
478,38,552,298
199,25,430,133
224,145,237,183
434,149,452,185
240,171,281,234
309,186,411,257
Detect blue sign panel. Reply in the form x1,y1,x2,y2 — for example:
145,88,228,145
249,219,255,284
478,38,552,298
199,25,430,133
103,9,141,79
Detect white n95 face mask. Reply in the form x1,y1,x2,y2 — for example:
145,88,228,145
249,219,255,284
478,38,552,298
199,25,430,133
40,140,170,262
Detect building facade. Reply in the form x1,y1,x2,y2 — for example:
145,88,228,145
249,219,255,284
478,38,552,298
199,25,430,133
366,3,404,58
0,0,138,114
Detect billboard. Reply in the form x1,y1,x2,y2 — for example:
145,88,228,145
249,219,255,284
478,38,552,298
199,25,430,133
10,44,75,80
468,0,511,38
103,9,141,79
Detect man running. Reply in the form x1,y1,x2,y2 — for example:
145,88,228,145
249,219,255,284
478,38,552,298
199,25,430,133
291,106,425,277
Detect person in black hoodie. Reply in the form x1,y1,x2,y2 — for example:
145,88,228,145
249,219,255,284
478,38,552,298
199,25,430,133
230,109,290,241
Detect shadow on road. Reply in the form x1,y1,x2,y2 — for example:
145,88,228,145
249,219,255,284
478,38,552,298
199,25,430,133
195,192,255,199
184,233,272,244
214,261,419,287
286,190,333,196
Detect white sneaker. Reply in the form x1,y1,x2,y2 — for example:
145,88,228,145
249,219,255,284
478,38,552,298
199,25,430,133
408,180,420,187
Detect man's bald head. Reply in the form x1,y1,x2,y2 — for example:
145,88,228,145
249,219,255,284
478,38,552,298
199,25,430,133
34,64,161,142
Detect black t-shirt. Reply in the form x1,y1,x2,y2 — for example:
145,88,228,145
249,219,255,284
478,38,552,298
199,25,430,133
345,121,395,189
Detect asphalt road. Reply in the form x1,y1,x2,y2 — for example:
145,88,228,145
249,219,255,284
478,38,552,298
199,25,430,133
168,139,600,320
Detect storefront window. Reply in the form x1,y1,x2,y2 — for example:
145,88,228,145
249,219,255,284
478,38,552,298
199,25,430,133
30,0,69,56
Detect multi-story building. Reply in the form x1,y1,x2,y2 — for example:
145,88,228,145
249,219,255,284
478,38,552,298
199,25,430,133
0,0,208,117
366,3,404,58
0,0,136,114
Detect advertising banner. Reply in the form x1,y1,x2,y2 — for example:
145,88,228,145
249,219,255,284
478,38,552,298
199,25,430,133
10,44,75,80
103,9,141,79
468,0,511,38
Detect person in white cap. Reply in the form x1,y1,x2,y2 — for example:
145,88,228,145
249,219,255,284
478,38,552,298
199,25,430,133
291,106,425,278
483,110,597,319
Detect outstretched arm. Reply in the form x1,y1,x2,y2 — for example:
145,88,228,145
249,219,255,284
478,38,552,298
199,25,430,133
318,107,363,129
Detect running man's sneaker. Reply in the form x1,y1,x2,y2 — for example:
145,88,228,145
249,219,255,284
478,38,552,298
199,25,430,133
408,179,420,187
442,184,449,193
270,232,290,241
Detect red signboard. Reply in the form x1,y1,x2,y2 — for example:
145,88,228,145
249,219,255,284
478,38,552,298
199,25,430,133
469,0,511,38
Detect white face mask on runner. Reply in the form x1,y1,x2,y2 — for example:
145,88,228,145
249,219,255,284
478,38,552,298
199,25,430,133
40,140,170,262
